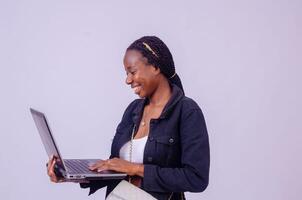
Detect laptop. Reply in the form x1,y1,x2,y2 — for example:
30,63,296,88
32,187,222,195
30,108,126,181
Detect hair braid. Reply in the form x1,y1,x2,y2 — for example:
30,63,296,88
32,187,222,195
127,36,184,93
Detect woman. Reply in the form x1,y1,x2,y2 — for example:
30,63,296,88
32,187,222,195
47,36,210,200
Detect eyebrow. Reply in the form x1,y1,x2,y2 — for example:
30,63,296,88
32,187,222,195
125,65,136,71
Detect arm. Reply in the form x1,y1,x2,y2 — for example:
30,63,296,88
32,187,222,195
90,108,210,193
142,108,210,193
80,100,140,195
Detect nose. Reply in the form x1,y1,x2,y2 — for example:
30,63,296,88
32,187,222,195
125,73,132,85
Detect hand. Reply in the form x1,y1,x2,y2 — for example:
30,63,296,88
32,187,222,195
47,155,65,183
47,156,89,184
89,158,143,177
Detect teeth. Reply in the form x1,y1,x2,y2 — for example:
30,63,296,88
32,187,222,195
133,86,140,93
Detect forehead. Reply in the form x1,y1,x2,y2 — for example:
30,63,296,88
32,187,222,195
123,50,147,69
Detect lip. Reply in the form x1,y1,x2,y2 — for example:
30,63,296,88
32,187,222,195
131,84,140,89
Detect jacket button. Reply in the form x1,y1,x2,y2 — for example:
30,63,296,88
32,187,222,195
169,138,174,143
147,157,153,162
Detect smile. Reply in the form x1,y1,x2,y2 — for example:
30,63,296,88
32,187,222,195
132,85,141,94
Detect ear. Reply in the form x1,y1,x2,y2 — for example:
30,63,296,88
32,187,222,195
151,65,161,75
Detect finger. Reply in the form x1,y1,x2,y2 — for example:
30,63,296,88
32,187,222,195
48,159,57,177
50,172,64,183
47,156,54,173
48,170,57,181
96,160,117,172
99,159,131,174
88,163,97,170
97,165,109,172
49,171,59,183
89,160,106,171
51,178,60,183
89,160,110,172
47,155,57,171
97,164,121,173
50,177,57,183
57,178,66,183
50,158,56,171
89,163,99,170
88,159,104,167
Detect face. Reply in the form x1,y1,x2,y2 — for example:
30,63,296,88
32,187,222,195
123,50,160,98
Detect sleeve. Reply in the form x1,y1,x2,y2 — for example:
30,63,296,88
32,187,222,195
142,108,210,193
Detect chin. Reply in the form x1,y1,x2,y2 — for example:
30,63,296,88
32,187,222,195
137,90,147,98
137,93,145,98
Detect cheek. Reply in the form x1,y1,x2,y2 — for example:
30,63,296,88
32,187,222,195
133,71,154,90
141,79,156,97
133,72,146,84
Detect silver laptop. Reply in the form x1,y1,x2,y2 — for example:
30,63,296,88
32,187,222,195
30,108,126,181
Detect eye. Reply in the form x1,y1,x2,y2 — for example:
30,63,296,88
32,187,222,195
128,71,136,75
125,67,137,76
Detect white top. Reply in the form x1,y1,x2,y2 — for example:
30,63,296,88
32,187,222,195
119,136,148,164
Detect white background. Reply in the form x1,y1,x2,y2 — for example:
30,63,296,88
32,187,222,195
0,0,301,199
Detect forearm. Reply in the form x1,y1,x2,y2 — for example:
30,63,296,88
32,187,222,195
143,164,209,193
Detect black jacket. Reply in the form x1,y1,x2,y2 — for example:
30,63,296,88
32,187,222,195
80,84,210,199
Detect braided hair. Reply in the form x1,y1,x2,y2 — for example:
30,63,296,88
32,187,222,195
127,36,184,93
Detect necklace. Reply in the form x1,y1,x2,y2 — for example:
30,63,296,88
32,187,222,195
140,120,146,126
140,106,150,127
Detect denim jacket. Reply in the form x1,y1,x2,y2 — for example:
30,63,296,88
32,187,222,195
80,84,210,200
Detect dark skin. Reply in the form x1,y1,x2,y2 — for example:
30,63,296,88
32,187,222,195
47,49,172,183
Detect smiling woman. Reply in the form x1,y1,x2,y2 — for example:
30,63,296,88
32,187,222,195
47,36,210,200
124,49,163,98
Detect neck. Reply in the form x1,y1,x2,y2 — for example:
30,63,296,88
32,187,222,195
148,77,172,107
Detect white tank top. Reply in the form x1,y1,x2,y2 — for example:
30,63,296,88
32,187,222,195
119,136,148,164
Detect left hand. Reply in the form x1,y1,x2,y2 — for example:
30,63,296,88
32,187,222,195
89,158,140,176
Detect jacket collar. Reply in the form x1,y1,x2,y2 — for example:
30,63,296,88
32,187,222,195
132,84,184,124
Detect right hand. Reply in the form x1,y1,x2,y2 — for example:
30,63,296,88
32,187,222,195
47,155,65,183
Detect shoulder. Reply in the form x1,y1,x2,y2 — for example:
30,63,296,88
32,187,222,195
124,98,143,113
120,98,143,120
116,99,143,129
179,96,202,112
178,96,208,135
177,96,207,124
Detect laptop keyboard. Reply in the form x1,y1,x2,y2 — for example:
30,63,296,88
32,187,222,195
64,159,98,174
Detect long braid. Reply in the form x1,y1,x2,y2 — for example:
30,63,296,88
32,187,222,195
127,36,184,93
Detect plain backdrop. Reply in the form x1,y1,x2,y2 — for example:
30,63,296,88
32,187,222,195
0,0,301,199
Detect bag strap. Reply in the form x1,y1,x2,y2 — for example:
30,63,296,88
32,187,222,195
130,125,184,200
128,124,136,183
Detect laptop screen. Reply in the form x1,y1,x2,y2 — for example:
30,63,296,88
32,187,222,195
30,108,66,170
